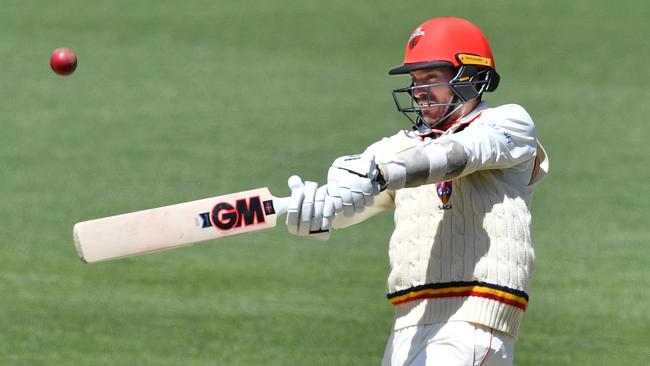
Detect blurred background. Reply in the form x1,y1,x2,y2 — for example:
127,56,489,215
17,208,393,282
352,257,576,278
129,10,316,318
1,0,648,364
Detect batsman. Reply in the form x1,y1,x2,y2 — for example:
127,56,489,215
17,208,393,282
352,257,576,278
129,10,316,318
286,17,549,365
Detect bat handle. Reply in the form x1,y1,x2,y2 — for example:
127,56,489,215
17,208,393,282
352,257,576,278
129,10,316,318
272,196,291,216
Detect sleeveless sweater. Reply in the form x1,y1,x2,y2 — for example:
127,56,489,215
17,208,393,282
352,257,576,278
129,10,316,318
333,102,548,337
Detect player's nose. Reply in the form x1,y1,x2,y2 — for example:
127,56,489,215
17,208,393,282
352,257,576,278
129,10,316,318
412,86,431,103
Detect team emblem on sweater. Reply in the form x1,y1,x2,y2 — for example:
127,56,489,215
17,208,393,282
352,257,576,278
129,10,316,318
436,181,452,210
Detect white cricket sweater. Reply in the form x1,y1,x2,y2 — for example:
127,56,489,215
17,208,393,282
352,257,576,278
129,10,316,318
334,102,548,338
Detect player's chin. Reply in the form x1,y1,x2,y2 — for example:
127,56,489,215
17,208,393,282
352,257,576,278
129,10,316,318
421,112,442,128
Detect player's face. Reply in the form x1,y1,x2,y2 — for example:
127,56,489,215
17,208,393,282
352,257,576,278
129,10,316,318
410,68,456,126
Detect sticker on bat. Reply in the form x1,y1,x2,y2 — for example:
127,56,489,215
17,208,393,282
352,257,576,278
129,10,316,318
198,196,276,231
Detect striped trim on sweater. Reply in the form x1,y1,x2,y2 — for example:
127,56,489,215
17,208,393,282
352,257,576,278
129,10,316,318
387,281,529,311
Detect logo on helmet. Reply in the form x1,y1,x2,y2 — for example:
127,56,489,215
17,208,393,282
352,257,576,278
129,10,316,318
408,27,425,50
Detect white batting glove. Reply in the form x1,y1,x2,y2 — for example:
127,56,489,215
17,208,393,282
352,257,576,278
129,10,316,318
285,176,331,240
327,153,381,217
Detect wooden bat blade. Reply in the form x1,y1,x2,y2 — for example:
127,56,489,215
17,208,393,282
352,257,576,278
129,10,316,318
73,187,289,263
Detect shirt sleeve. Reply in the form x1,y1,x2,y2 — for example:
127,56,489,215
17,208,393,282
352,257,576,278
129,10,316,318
440,104,538,177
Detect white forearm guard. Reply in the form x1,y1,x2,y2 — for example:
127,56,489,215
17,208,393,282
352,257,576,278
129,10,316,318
377,139,468,190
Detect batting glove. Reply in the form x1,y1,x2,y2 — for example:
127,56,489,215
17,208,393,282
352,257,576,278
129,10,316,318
285,176,331,240
327,153,381,217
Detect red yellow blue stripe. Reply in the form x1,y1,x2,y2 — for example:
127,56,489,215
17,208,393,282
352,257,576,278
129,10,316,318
387,281,528,311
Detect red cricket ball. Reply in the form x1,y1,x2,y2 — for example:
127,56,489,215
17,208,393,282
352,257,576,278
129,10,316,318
50,48,77,76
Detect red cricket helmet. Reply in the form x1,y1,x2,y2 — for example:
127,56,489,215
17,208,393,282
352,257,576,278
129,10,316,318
389,17,498,83
389,17,501,135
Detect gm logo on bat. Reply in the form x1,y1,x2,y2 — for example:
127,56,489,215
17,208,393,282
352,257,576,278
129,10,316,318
198,196,276,231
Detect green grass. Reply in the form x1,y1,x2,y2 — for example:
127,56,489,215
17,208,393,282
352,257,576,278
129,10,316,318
1,0,649,364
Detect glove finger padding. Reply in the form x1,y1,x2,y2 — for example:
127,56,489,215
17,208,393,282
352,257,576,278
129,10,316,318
304,183,330,240
286,176,305,235
347,175,366,213
298,181,318,236
360,178,374,207
339,183,355,217
327,167,344,213
322,193,335,230
311,185,327,232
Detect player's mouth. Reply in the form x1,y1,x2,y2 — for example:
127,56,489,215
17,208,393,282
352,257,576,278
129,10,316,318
420,104,439,124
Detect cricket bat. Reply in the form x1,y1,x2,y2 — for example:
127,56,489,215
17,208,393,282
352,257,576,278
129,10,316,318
73,187,291,264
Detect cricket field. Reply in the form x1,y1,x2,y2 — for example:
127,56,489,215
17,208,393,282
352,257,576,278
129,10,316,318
1,0,648,364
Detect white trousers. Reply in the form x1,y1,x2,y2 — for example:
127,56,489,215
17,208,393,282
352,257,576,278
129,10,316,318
381,321,515,366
